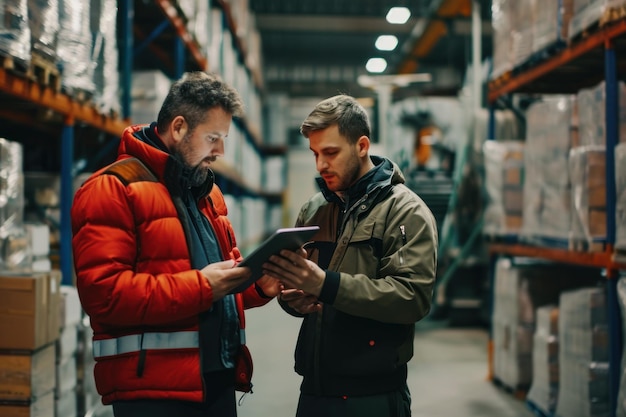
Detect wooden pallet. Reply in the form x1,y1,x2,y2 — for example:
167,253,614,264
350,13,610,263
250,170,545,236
614,247,626,263
492,377,529,400
599,4,626,27
29,53,61,91
489,70,512,90
64,87,95,105
568,238,607,253
0,53,28,74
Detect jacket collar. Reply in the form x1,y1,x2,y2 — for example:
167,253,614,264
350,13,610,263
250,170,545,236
316,156,404,210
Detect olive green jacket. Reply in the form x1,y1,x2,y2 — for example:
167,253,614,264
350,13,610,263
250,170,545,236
283,156,438,396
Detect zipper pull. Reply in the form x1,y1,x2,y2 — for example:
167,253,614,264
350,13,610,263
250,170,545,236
399,225,406,265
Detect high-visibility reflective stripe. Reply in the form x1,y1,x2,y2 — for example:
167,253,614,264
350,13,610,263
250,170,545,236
93,331,199,358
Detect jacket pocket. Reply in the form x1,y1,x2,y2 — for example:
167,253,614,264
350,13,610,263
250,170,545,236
341,220,382,278
321,311,412,376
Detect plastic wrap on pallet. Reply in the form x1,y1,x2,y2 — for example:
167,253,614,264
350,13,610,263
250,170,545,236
511,0,536,68
616,143,626,252
0,138,24,235
0,0,31,65
532,0,573,54
492,258,602,391
179,0,210,53
577,81,626,149
490,0,535,76
483,140,524,237
555,287,609,417
0,138,29,270
521,96,576,244
90,0,119,114
57,0,95,95
569,145,606,248
616,277,626,417
28,0,58,61
491,0,514,79
570,0,626,39
527,305,560,416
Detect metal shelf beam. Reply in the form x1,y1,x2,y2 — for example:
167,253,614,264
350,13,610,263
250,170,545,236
0,68,127,136
488,20,626,102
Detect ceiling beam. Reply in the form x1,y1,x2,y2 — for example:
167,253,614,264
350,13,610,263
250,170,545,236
255,14,418,33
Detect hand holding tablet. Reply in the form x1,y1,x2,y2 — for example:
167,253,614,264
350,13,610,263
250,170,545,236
229,226,319,294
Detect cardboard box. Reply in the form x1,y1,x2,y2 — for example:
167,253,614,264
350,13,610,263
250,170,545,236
0,390,54,417
0,272,60,350
0,343,56,401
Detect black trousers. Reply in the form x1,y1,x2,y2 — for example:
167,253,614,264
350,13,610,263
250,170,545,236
295,384,412,417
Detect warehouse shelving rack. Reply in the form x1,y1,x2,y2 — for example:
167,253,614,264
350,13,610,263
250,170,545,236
0,0,285,288
487,18,626,417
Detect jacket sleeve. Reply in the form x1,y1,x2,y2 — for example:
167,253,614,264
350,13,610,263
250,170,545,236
203,194,274,310
71,173,214,327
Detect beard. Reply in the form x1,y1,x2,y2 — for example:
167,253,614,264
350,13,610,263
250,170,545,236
171,134,213,187
324,149,361,193
188,164,211,187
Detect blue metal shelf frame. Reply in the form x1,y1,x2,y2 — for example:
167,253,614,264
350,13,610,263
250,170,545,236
605,39,622,417
60,119,75,286
120,0,133,120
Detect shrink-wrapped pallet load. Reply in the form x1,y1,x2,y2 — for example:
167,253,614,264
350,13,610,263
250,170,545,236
616,143,626,254
555,287,609,417
522,95,576,244
569,146,606,250
483,141,524,237
0,0,30,66
527,305,560,415
492,258,602,391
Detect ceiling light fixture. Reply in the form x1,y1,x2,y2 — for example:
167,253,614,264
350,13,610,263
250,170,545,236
357,73,432,88
375,35,399,51
366,58,387,73
386,7,411,24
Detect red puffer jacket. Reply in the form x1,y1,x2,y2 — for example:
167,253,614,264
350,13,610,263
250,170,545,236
71,125,270,404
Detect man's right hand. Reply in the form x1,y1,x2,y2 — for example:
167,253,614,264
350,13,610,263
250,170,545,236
200,260,251,301
280,288,322,315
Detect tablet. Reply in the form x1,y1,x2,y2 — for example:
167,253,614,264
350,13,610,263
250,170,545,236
230,225,320,294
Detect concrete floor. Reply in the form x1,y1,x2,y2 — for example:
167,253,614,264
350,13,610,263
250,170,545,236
238,300,535,417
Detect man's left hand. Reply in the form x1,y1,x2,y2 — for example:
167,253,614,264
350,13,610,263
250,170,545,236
255,275,283,298
263,250,325,297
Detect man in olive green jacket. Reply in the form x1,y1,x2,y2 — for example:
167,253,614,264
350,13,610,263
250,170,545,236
263,94,438,417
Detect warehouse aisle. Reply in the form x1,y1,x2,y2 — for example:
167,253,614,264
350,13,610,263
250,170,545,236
238,301,535,417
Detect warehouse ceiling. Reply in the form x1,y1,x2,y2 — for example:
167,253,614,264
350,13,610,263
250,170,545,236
249,0,494,100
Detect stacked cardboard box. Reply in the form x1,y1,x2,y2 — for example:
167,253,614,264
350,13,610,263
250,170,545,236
566,80,626,250
483,141,525,237
492,258,602,391
491,0,514,78
521,95,576,243
569,147,607,250
616,143,626,254
526,305,560,415
55,285,82,417
555,287,609,417
77,316,99,417
0,271,61,417
570,0,626,39
532,0,574,54
616,277,626,417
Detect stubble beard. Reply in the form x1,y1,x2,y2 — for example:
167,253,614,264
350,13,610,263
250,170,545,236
172,134,213,187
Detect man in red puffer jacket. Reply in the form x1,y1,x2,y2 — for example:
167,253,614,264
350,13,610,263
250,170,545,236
71,72,281,417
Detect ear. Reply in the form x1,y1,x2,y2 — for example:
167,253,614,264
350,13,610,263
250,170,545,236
356,135,370,157
170,116,188,143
